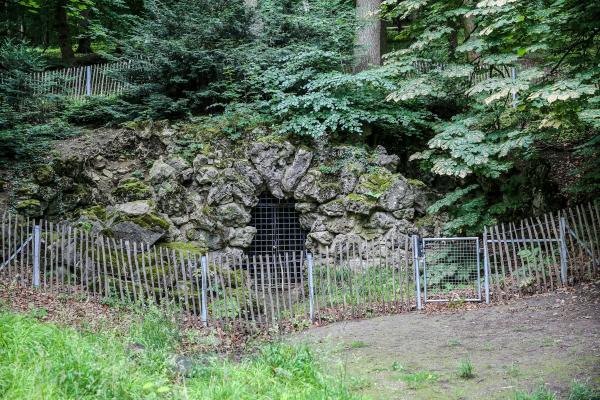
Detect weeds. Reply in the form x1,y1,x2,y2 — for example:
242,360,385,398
348,340,368,349
458,357,474,379
400,369,439,389
568,382,600,400
514,385,556,400
0,309,363,400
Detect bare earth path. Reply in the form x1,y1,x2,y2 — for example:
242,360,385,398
295,284,600,399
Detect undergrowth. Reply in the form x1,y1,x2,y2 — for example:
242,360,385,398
0,309,362,400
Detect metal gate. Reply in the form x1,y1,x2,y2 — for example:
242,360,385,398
419,237,481,303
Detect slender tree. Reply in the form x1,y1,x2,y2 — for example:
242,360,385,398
54,0,75,64
354,0,381,71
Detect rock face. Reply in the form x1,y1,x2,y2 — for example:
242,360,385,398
6,124,431,254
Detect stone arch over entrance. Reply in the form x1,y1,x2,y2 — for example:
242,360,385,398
246,192,307,257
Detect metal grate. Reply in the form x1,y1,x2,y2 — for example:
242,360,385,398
247,193,307,255
246,193,307,288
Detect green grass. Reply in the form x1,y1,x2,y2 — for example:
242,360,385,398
399,369,439,389
514,385,556,400
0,309,363,400
457,357,474,379
568,382,600,400
348,340,369,349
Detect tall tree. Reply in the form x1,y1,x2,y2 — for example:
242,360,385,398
354,0,381,71
54,0,75,64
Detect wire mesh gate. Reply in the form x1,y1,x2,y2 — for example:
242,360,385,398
417,237,482,303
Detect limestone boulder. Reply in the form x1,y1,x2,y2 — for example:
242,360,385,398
294,170,339,203
112,200,153,216
344,194,376,215
215,203,251,227
149,158,176,184
228,226,257,247
319,199,345,217
248,141,294,198
307,231,334,246
371,145,400,172
378,178,415,212
111,221,164,246
368,211,397,230
282,148,313,193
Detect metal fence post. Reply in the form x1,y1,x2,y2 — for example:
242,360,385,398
482,228,490,304
511,67,518,108
85,65,92,96
200,255,208,327
32,225,41,288
307,252,315,322
559,217,568,285
412,235,422,310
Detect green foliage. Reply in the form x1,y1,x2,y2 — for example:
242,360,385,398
568,382,600,400
383,0,600,230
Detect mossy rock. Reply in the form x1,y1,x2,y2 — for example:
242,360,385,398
356,170,396,199
127,213,170,232
80,205,108,221
15,182,40,197
33,165,55,185
113,178,151,202
162,241,208,256
407,178,426,188
344,193,376,215
15,199,44,217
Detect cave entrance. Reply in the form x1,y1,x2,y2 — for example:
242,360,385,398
247,193,307,256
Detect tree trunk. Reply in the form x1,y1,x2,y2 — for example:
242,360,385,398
462,13,478,63
354,0,381,72
76,9,93,54
55,0,75,65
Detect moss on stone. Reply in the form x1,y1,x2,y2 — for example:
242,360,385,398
255,134,287,144
33,165,55,185
415,214,435,228
80,205,108,221
129,213,170,231
345,193,375,204
407,178,426,188
162,241,207,256
15,199,42,216
113,178,151,201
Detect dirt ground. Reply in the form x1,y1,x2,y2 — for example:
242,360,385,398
295,283,600,400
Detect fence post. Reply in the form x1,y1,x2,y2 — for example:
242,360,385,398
307,252,315,322
85,65,92,96
482,228,490,304
511,67,518,108
200,255,208,327
32,225,41,288
412,235,422,310
559,217,568,285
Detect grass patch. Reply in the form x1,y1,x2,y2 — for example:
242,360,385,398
400,369,439,389
0,309,363,400
568,382,600,400
514,385,556,400
457,357,474,379
447,338,462,347
348,340,369,349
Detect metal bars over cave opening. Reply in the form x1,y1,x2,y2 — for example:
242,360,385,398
247,193,307,288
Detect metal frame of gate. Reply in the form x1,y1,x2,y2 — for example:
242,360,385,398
414,236,483,306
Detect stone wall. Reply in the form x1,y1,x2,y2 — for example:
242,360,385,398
3,123,433,255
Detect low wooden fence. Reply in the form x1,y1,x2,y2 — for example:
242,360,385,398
483,201,599,301
0,61,132,99
1,201,598,326
3,59,534,100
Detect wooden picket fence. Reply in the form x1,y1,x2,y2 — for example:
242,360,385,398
0,61,132,99
0,213,415,325
1,201,598,326
2,59,534,100
483,201,600,300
